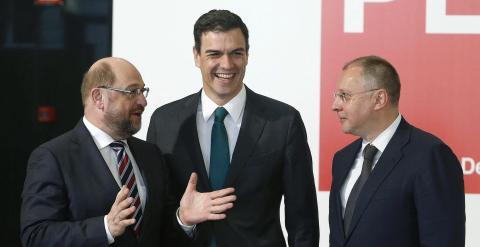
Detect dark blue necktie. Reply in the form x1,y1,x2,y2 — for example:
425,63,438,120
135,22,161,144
209,107,229,247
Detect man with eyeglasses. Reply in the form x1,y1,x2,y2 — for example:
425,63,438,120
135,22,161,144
21,57,236,247
329,55,465,247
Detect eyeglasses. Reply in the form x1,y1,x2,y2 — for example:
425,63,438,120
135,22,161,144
333,88,380,103
98,86,149,98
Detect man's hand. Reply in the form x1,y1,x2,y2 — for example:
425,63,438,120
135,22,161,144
106,186,136,237
179,173,236,226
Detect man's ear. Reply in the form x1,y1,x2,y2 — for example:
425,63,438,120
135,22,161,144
193,46,200,68
374,89,388,110
91,88,104,110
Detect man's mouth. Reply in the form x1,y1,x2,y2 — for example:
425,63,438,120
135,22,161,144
215,73,235,79
131,107,144,117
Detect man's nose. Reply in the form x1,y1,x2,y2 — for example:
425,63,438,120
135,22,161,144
332,96,342,112
137,93,147,107
220,54,233,69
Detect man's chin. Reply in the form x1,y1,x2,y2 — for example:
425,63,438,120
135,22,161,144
341,125,352,135
123,120,141,137
130,124,141,135
130,116,142,126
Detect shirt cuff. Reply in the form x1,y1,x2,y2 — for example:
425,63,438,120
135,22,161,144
176,207,196,237
104,215,115,244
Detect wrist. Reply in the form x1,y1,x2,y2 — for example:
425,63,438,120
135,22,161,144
177,207,193,226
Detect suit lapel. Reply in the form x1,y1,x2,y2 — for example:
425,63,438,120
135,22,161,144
333,139,362,239
224,88,266,187
127,138,156,243
179,91,211,191
345,118,411,238
71,120,119,202
182,88,268,189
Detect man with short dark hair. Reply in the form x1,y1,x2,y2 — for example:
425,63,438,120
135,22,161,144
329,55,465,247
147,9,319,247
21,57,236,247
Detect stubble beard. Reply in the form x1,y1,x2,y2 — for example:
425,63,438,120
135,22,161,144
104,110,141,140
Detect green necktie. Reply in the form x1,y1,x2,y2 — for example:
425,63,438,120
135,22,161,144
209,107,229,247
209,107,230,190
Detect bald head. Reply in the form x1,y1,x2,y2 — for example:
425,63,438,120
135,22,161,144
81,57,147,140
81,57,141,106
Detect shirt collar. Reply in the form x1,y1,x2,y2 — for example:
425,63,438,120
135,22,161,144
362,114,402,153
83,116,126,149
200,84,246,123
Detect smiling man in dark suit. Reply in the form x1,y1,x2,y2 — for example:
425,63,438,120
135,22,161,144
147,9,319,247
329,55,465,247
20,57,236,247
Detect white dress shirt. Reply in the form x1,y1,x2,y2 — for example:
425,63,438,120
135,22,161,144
82,117,147,243
340,114,402,216
176,85,246,233
196,85,246,174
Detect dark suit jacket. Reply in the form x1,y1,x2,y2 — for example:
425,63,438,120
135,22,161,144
329,118,465,247
147,86,319,247
21,120,188,247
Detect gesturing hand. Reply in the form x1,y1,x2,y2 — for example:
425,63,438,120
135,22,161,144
106,186,136,237
179,173,236,226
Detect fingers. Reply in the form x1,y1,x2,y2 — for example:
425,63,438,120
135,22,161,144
202,194,235,222
209,187,235,199
118,218,136,227
179,181,236,225
210,203,234,214
200,202,233,222
113,186,130,206
117,196,134,209
185,172,198,193
110,207,136,236
211,194,236,206
114,191,136,220
107,187,137,237
206,213,227,221
116,207,137,225
107,204,136,237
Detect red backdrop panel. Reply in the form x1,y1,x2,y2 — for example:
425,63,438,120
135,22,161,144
320,0,480,193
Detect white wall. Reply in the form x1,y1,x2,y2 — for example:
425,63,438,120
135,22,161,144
113,1,477,246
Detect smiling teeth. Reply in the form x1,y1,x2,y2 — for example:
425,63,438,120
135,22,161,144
216,73,234,79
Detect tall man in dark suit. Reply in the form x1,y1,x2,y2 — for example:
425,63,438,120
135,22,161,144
329,55,465,247
21,57,236,247
147,9,319,247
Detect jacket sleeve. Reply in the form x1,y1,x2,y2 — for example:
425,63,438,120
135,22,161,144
20,146,107,247
283,110,320,247
415,143,465,247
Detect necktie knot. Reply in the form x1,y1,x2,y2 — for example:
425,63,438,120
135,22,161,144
109,140,125,149
214,107,228,122
109,141,126,157
363,144,378,163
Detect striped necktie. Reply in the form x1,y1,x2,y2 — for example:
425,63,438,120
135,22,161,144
109,141,143,237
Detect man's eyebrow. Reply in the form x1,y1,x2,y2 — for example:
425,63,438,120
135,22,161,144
204,49,222,53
